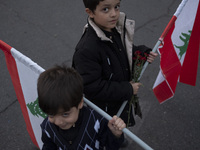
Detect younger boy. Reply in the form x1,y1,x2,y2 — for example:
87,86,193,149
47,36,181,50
37,65,126,150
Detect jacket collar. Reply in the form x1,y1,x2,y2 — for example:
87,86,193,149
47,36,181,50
83,12,135,70
83,12,127,43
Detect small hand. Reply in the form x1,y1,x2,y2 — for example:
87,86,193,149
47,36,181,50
147,51,158,63
130,81,142,95
108,115,126,138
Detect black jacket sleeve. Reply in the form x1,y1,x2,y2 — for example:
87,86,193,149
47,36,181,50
98,119,124,150
73,46,133,102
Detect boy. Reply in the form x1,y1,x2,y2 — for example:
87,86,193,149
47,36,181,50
37,65,126,150
72,0,158,126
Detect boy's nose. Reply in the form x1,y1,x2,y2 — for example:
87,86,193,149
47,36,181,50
54,117,63,126
110,9,117,17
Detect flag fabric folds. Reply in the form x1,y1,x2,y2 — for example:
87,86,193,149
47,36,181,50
0,40,45,149
153,0,200,103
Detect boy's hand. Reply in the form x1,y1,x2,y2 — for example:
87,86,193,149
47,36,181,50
147,51,158,63
108,115,126,138
130,81,142,95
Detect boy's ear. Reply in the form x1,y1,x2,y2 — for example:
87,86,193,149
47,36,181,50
78,98,84,109
85,8,94,18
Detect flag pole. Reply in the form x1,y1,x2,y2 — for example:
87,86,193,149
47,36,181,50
117,0,188,116
83,97,153,150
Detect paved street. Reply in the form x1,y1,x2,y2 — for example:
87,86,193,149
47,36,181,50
0,0,200,149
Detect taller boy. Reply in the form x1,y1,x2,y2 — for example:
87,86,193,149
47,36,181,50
73,0,157,126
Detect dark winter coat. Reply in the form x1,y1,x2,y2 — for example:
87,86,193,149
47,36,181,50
72,12,150,125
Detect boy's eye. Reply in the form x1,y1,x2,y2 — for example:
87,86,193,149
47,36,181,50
62,112,70,117
115,5,120,10
103,7,109,12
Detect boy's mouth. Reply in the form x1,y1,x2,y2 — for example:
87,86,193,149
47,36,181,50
110,20,117,24
59,123,69,129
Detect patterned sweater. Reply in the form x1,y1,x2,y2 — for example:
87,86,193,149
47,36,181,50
40,106,124,150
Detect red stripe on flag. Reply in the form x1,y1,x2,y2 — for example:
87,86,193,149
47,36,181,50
159,20,182,93
159,16,177,41
153,80,174,103
0,40,39,148
179,2,200,86
0,40,12,53
154,16,182,103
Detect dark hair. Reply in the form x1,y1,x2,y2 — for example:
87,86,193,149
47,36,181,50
37,65,83,115
83,0,104,12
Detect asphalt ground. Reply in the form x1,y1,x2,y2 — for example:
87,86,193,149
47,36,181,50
0,0,200,150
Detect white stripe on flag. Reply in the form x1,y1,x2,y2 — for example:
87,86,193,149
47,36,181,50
172,0,199,65
0,40,45,149
10,48,45,149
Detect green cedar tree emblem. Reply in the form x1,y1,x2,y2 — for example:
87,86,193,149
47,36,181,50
27,98,47,118
174,30,191,60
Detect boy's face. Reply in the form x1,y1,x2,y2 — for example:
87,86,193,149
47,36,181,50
48,99,83,130
86,0,120,32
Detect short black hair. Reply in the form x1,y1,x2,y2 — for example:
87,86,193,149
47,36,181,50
37,65,83,115
83,0,104,12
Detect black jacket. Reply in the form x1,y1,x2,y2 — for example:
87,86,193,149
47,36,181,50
73,13,150,124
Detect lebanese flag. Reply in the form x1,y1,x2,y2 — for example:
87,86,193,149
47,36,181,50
153,0,200,103
0,40,45,149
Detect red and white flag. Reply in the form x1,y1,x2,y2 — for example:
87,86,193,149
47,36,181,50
0,40,45,149
153,0,200,103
